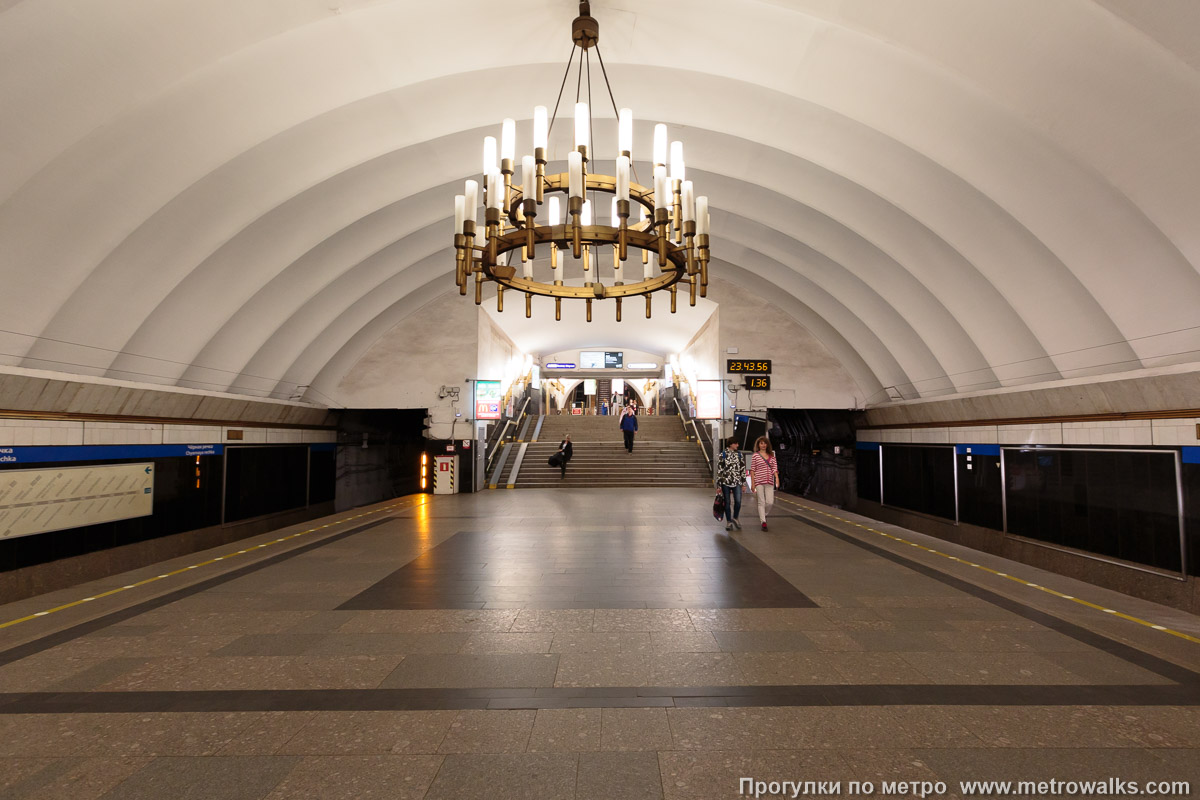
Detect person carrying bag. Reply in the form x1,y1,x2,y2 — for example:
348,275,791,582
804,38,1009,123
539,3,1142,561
714,437,746,531
548,435,572,478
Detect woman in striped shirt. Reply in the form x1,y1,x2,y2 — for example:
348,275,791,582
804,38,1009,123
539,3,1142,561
748,436,779,531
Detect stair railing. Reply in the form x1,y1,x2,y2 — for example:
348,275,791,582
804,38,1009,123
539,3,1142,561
485,396,530,473
674,397,712,468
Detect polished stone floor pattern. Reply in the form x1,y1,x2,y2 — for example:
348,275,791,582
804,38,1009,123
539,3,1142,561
338,529,817,609
0,489,1196,799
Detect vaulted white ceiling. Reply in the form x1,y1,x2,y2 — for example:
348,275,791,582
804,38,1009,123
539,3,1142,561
2,0,1198,406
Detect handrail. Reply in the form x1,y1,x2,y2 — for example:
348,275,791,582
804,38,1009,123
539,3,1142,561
485,396,530,472
484,420,517,472
675,397,711,468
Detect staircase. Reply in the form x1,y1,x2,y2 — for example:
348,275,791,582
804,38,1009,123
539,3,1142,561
511,413,713,489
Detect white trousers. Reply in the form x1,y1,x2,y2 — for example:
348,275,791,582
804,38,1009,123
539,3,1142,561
754,484,775,522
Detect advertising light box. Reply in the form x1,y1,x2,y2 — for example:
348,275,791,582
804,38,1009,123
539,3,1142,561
580,351,604,369
695,380,723,419
475,380,502,420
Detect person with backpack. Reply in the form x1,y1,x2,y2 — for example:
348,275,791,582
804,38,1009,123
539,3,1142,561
715,437,746,531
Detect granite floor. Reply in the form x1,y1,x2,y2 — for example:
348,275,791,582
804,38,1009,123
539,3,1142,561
0,489,1197,799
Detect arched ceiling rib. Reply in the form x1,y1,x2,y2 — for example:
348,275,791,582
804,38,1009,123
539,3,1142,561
2,0,1198,407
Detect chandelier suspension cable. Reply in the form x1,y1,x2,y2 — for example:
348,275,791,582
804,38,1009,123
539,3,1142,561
591,45,621,119
545,44,578,143
592,44,639,187
574,45,584,104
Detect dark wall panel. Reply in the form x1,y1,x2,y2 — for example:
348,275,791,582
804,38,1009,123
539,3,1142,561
223,445,309,523
956,450,1003,531
855,445,881,503
766,410,857,508
335,409,427,510
309,446,336,505
1004,449,1181,572
881,445,955,520
1183,462,1199,576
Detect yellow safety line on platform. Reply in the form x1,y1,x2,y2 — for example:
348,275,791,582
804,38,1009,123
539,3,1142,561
778,497,1200,646
0,496,427,632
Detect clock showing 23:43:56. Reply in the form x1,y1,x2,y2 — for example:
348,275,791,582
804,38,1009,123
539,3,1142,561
726,359,771,374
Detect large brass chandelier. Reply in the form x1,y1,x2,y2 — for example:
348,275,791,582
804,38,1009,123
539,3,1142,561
452,1,711,322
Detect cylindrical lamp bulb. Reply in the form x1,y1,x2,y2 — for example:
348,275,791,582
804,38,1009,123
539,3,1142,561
696,196,709,235
522,156,535,199
618,108,633,154
483,137,497,176
464,180,479,221
653,124,668,166
454,194,466,233
549,195,561,225
574,103,589,150
681,180,695,222
581,199,592,225
501,119,516,162
670,141,685,181
533,106,548,150
568,151,583,198
486,170,501,210
616,156,630,202
654,166,668,213
611,197,618,224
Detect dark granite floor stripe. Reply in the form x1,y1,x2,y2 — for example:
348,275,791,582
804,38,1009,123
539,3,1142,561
0,517,395,668
0,684,1195,713
783,512,1200,687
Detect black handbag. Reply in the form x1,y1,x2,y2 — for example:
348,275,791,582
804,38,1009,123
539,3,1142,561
548,453,563,467
712,491,726,520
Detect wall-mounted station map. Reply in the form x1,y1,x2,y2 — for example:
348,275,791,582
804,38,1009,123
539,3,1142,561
0,463,154,540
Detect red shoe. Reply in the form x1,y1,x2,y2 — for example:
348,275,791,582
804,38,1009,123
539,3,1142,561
761,522,768,531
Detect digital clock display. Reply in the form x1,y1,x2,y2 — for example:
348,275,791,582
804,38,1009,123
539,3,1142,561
745,376,771,390
726,359,772,374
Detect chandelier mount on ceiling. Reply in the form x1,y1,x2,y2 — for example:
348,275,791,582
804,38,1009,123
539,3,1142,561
452,1,712,321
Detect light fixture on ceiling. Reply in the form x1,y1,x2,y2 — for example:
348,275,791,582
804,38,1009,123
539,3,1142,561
452,1,711,322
